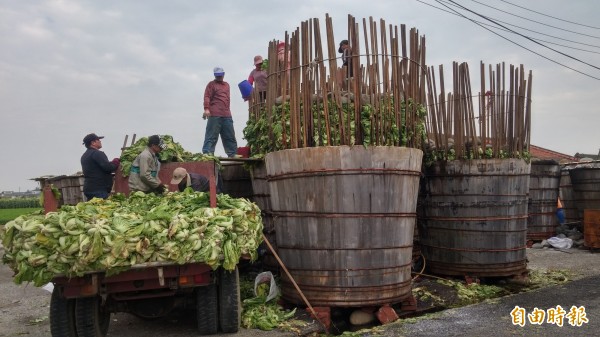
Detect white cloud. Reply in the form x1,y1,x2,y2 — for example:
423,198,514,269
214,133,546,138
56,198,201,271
0,0,599,191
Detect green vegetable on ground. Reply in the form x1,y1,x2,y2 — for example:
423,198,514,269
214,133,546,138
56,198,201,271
242,295,296,330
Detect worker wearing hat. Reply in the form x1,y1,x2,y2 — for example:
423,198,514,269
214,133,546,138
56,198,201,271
338,39,353,90
276,41,291,71
248,55,267,102
128,135,167,194
170,167,223,193
202,66,239,157
80,133,120,200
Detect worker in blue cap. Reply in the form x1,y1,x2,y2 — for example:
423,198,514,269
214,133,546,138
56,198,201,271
202,66,239,158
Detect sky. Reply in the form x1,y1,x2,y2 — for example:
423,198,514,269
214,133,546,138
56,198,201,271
1,0,599,192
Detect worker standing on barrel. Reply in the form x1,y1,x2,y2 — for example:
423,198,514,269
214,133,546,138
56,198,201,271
202,66,239,158
80,133,120,200
128,135,167,194
248,55,267,102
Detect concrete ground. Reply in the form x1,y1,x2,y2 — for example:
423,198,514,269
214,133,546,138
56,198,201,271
1,247,599,336
378,247,600,337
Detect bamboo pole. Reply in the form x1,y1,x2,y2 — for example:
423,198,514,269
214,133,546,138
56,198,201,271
261,234,328,332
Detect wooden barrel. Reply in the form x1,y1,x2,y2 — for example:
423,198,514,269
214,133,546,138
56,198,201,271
249,161,278,272
420,159,530,277
220,162,253,199
527,160,561,241
559,169,579,224
266,146,422,307
584,209,600,249
569,167,600,223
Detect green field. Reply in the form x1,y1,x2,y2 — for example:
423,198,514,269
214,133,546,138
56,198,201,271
0,208,42,225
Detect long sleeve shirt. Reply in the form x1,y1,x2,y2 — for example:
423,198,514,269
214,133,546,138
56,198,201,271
128,147,161,192
80,148,118,193
203,80,232,117
248,69,267,92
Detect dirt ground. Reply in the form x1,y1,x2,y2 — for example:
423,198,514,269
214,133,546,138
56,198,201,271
1,246,599,337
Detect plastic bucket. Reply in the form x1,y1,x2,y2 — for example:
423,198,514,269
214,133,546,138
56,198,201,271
236,146,250,158
238,80,253,99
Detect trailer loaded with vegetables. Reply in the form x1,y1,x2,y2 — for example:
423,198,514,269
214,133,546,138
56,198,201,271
0,159,264,336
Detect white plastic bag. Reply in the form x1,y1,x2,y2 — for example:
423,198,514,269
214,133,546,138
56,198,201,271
253,271,279,302
42,282,54,293
547,237,573,249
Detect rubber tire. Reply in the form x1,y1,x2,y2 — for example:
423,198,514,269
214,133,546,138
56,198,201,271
196,284,218,335
75,296,110,337
50,289,78,337
218,267,241,333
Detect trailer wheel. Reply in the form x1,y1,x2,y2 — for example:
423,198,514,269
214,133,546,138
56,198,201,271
218,266,241,333
50,289,77,337
196,284,218,335
75,296,110,337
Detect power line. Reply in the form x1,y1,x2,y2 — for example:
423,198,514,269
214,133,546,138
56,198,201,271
479,22,600,55
417,0,600,50
498,0,600,30
445,0,600,72
415,0,600,54
428,0,600,80
469,0,600,40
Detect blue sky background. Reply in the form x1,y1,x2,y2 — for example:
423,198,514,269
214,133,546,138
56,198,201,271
1,0,598,191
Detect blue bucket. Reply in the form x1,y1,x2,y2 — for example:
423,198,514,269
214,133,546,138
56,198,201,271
238,80,253,99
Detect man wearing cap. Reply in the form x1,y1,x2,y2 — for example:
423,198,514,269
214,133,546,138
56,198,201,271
248,55,267,102
170,167,224,194
202,66,239,158
80,133,120,200
338,39,353,90
128,135,167,194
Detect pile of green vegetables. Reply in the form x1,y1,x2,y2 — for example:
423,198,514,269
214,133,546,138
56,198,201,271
243,98,427,157
119,135,219,177
242,281,296,330
0,190,263,287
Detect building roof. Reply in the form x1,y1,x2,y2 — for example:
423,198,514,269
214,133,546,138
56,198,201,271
574,151,600,160
529,144,577,163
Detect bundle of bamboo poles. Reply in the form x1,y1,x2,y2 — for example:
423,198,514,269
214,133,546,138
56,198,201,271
424,61,532,161
245,14,429,155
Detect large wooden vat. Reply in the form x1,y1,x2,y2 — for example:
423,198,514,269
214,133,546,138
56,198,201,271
527,160,561,240
559,169,579,224
420,159,530,277
265,146,422,307
569,167,600,222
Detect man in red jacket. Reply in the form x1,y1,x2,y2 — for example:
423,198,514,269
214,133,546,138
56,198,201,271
202,66,239,158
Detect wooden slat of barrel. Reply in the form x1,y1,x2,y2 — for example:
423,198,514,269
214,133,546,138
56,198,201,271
527,162,561,241
250,161,277,272
560,169,579,224
584,209,600,248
